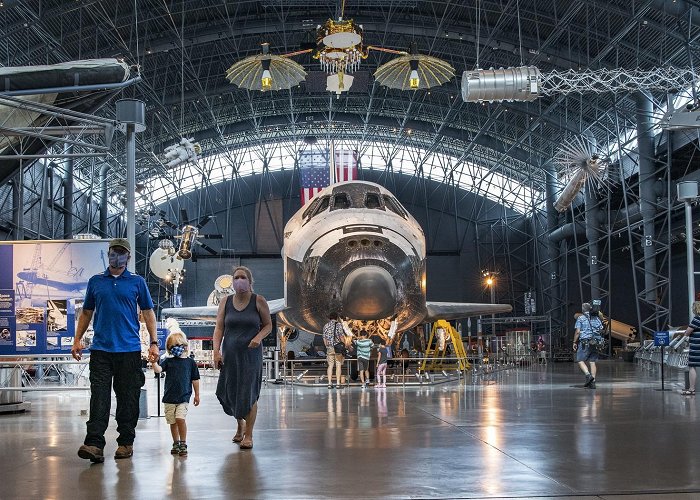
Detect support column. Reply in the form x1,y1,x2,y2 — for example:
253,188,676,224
11,162,24,240
98,163,110,236
678,181,699,318
544,163,561,324
636,92,657,303
63,148,74,239
116,99,146,273
583,131,601,300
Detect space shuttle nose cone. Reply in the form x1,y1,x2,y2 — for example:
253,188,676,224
341,266,397,320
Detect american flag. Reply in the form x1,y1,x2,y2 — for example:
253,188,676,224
299,149,330,205
334,149,358,182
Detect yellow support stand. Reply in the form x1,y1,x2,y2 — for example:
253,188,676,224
420,319,470,372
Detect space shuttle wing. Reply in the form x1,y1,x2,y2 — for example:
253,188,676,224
162,298,287,322
424,301,512,322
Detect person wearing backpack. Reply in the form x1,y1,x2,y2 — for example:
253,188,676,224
573,302,604,389
322,312,349,389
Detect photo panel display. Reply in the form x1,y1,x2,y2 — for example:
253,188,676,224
0,240,109,355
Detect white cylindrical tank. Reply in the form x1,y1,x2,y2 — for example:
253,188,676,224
461,66,540,102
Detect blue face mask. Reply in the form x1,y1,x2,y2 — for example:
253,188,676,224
108,251,129,269
169,344,186,357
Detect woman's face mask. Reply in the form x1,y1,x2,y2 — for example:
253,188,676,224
233,276,250,294
108,250,129,269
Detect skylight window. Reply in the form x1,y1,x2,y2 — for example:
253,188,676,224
139,141,541,214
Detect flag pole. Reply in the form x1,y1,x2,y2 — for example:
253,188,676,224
330,139,336,185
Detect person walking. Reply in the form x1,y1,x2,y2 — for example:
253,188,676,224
322,312,349,389
681,301,700,396
152,330,201,456
72,238,158,463
572,302,604,389
354,331,373,387
375,341,389,388
213,266,272,450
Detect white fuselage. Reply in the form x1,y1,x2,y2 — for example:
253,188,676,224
278,181,427,333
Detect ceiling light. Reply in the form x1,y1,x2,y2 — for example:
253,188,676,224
409,60,420,89
261,60,272,91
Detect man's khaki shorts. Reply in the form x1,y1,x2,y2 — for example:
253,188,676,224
164,402,189,424
326,347,344,365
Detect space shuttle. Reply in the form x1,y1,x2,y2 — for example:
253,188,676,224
16,269,87,294
162,181,512,333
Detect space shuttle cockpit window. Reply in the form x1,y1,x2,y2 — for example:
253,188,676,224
364,193,383,210
383,195,408,218
315,196,331,215
302,195,331,222
331,193,351,211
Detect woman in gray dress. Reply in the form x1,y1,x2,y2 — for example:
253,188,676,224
681,301,700,396
213,266,272,449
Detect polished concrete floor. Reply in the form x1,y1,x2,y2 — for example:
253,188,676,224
2,360,700,499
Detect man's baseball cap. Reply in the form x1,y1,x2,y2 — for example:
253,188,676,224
109,238,131,253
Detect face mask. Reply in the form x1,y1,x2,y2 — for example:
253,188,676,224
169,344,186,357
233,277,250,294
108,251,129,269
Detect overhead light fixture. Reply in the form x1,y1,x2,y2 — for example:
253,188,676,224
409,60,420,89
261,58,273,91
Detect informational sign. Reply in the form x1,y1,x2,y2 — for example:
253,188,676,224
654,331,670,347
0,239,110,355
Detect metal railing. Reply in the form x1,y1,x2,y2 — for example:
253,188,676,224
0,355,90,391
635,334,689,371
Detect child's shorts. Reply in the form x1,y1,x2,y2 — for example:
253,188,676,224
164,402,189,424
358,358,369,371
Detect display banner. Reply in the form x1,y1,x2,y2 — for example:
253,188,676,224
0,239,110,355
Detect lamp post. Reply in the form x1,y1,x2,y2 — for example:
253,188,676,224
484,271,498,335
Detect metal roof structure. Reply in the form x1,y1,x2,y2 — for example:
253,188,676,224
2,0,697,212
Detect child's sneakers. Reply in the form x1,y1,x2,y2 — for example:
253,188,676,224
170,441,188,456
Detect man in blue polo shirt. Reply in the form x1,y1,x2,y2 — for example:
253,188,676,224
71,238,159,463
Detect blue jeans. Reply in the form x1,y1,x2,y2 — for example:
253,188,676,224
85,350,145,449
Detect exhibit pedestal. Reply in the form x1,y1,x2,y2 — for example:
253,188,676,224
0,366,23,405
0,401,31,414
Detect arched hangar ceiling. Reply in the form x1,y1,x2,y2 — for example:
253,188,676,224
1,0,699,200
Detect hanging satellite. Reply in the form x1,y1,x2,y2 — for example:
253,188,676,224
553,135,608,213
214,274,235,294
149,247,184,279
159,238,175,255
206,274,235,306
176,225,198,260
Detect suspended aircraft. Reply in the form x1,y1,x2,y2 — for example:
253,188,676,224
162,181,512,334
